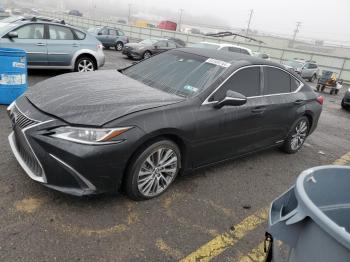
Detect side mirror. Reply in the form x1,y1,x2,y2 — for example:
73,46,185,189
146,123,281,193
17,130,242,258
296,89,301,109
214,90,247,109
8,31,18,39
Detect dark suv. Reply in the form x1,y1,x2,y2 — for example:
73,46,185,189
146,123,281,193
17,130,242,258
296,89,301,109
88,26,129,51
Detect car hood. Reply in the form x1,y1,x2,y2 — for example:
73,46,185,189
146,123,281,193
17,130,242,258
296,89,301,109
25,70,185,126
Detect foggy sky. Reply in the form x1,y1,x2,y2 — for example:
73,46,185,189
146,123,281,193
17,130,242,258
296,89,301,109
66,0,350,44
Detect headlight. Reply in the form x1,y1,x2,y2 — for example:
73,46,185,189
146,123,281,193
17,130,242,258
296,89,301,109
50,126,132,145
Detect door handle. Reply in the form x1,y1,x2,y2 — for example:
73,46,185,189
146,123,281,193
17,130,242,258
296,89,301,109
294,99,305,105
36,43,46,46
251,106,266,114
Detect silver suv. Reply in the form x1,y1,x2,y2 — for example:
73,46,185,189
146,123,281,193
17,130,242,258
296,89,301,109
283,59,319,82
0,17,105,72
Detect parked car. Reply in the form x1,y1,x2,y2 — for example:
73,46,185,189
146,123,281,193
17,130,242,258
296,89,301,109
7,48,323,200
88,26,129,51
122,38,180,59
252,51,270,60
164,37,186,47
158,20,177,31
283,59,319,82
341,88,350,110
68,10,82,17
190,42,253,56
0,18,105,71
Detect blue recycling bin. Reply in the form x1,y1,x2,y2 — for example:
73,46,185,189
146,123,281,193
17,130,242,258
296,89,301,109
0,48,28,105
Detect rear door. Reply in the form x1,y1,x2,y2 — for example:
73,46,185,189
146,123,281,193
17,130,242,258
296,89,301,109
260,66,303,145
108,29,117,46
1,23,47,66
47,24,75,66
153,40,168,54
96,27,109,46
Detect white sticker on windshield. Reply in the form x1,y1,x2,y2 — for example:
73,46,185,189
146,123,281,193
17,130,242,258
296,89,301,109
184,85,199,93
205,58,231,68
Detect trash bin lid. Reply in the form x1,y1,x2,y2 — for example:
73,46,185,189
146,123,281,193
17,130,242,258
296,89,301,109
295,165,350,250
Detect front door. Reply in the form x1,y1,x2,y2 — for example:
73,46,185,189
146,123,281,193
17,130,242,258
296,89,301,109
0,23,47,66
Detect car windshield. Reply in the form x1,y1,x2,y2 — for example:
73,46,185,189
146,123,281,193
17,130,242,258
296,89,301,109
190,43,220,49
0,22,17,36
122,50,228,98
139,39,158,45
284,60,304,68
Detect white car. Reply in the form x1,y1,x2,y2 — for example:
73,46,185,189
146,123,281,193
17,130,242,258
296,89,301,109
190,42,253,56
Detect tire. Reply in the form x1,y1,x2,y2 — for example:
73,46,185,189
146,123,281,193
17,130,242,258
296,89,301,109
321,85,326,92
281,117,310,154
74,56,96,72
143,51,152,59
310,74,316,83
124,140,181,200
316,85,320,92
335,89,339,95
342,99,347,109
115,42,124,51
330,89,334,95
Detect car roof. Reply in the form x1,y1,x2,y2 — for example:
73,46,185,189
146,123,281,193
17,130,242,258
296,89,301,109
176,47,286,69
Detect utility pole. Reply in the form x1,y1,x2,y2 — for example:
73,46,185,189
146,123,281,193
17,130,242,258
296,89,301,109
246,9,254,37
178,8,184,32
128,4,132,25
291,21,302,48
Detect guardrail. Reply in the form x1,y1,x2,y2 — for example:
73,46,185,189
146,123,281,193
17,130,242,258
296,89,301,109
41,10,350,84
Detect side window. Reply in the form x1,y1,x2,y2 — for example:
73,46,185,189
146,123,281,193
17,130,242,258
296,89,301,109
74,29,86,40
168,41,176,48
240,49,250,55
117,30,125,36
220,47,229,51
156,40,167,47
291,77,301,92
228,46,241,53
49,25,74,40
212,67,261,101
101,28,108,35
309,63,317,69
263,67,291,95
108,29,116,36
15,24,44,39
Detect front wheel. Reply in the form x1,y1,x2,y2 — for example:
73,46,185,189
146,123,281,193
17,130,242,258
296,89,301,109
143,51,152,59
281,117,309,154
75,57,96,72
124,140,181,200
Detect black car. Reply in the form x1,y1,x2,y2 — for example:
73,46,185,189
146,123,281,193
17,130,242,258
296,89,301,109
122,38,179,60
7,48,323,200
341,88,350,110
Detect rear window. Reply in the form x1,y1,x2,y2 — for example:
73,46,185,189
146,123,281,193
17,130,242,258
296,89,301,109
122,51,227,98
74,29,86,40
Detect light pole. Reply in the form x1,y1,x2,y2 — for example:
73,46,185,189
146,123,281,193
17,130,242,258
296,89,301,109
178,8,184,32
246,9,254,37
128,3,132,25
291,21,302,48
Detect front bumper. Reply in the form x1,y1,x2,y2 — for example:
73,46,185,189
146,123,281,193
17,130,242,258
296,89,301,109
7,99,140,196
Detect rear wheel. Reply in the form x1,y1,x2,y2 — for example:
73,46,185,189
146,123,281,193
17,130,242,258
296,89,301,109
115,42,124,51
124,140,181,200
281,117,309,154
75,56,96,72
310,74,316,82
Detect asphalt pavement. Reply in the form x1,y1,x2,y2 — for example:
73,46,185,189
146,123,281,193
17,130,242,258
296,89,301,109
0,50,349,262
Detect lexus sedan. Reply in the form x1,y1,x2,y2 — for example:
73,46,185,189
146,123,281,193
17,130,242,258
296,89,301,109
7,48,323,200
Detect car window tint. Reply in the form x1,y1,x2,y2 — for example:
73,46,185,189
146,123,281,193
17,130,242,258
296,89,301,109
101,28,108,35
264,67,291,95
49,25,74,40
117,30,125,36
228,46,241,53
156,40,167,47
109,29,116,36
213,67,261,100
240,49,250,55
168,41,176,48
74,29,86,40
291,77,300,92
220,47,229,51
308,63,317,69
15,24,44,39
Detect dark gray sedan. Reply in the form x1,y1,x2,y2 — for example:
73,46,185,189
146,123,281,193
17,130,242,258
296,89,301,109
341,88,350,110
122,38,179,60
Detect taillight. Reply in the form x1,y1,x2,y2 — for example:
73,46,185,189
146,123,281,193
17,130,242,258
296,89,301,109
316,96,324,105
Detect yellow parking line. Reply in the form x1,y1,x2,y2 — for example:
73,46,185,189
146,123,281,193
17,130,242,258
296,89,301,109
156,239,184,260
180,208,268,262
236,151,350,262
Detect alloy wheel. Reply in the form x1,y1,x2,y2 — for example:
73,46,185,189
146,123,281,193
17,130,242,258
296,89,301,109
77,59,94,72
290,120,308,150
116,43,123,51
143,52,151,59
137,147,178,197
